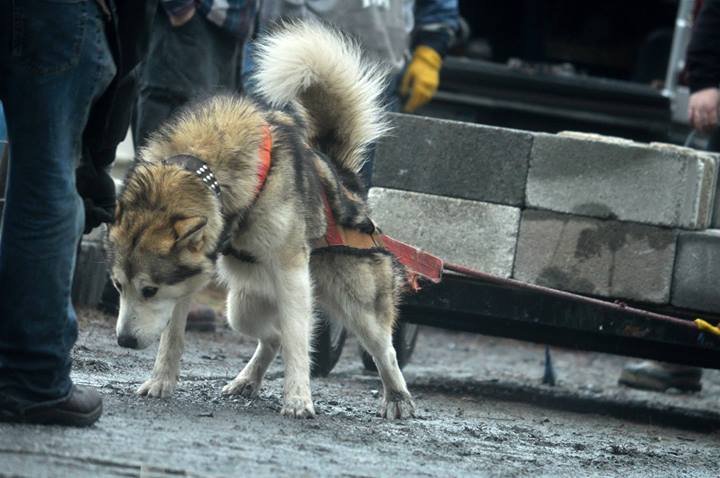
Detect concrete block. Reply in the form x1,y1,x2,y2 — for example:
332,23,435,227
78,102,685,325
527,132,718,229
710,152,720,228
373,113,532,206
72,226,109,307
671,230,720,313
513,209,677,303
368,187,520,277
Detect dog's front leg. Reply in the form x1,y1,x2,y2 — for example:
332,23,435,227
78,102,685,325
137,296,191,398
276,265,315,418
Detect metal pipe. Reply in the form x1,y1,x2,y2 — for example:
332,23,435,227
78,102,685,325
663,0,696,99
442,262,697,330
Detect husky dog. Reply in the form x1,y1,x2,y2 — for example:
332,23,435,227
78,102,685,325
108,22,415,419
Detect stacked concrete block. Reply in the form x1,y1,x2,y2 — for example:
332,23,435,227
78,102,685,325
526,132,717,229
513,210,677,304
373,113,532,206
368,188,520,277
84,113,720,314
370,115,720,310
671,230,720,312
72,226,109,308
712,180,720,229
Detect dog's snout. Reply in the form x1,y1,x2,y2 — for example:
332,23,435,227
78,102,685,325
117,334,138,349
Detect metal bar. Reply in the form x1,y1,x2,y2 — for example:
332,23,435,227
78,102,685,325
402,274,720,369
663,0,696,99
442,262,697,330
431,90,669,134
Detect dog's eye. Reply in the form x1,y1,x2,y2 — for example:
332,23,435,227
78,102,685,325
113,280,122,292
141,286,158,299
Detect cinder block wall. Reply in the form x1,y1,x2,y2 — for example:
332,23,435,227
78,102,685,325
370,113,720,312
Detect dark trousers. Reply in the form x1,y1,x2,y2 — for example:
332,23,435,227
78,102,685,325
708,127,720,153
0,0,116,402
133,8,241,148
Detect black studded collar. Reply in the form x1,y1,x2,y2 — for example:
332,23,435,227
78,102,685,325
163,154,221,198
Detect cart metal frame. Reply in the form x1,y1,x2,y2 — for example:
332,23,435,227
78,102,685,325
401,264,720,370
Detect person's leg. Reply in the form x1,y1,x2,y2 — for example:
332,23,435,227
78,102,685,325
240,40,259,95
0,102,7,219
133,87,184,148
358,73,402,193
0,0,115,411
133,10,241,148
0,102,6,141
132,8,186,148
706,127,720,153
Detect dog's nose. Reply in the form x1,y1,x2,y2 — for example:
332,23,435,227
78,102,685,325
117,334,138,349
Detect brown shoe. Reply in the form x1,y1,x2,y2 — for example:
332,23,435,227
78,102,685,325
619,361,702,392
0,385,103,427
186,304,217,332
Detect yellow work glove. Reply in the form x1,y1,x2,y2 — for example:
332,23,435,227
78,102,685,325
400,45,442,113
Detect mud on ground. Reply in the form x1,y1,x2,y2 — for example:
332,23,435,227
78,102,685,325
1,307,718,477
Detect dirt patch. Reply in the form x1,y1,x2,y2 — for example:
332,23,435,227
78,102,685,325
1,309,718,477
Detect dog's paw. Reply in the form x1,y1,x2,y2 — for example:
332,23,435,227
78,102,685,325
222,377,260,398
380,393,416,420
281,396,316,419
137,376,177,398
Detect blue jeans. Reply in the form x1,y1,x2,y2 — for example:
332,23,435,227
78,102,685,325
133,6,241,148
0,0,116,402
0,102,6,141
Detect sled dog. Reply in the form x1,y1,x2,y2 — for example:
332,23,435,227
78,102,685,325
108,22,414,419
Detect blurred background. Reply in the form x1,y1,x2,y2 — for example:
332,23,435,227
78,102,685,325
418,0,694,144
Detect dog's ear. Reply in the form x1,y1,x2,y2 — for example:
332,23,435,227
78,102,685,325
173,216,207,249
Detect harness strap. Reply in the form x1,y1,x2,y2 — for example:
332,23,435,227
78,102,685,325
216,124,273,261
319,190,344,246
256,124,273,196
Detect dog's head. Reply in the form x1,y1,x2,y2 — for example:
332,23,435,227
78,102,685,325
107,163,219,349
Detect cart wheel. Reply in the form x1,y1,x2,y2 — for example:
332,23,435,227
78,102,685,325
361,322,419,371
310,311,347,377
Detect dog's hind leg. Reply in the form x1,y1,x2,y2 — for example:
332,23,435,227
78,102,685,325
274,263,315,418
137,295,192,398
313,253,415,419
223,286,280,398
343,303,415,420
223,338,280,398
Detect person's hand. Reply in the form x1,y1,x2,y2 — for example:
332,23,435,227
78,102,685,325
82,197,115,234
688,87,720,133
400,46,442,113
169,7,196,27
76,164,116,234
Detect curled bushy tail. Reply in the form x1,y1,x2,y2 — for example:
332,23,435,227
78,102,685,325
253,21,389,174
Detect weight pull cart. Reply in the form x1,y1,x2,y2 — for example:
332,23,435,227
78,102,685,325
310,236,720,377
310,0,720,377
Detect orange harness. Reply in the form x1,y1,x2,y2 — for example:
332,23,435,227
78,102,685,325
312,190,442,291
256,126,380,251
255,125,273,196
255,126,442,290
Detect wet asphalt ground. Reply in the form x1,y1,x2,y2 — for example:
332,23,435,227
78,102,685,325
1,307,719,477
